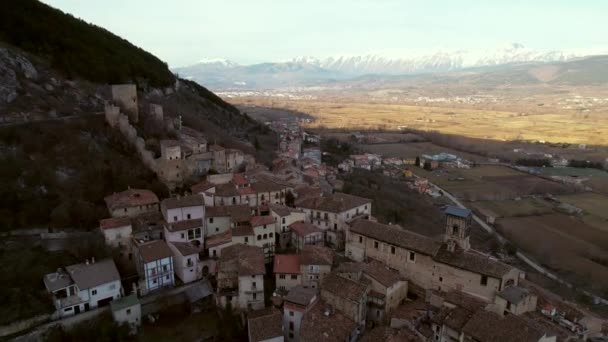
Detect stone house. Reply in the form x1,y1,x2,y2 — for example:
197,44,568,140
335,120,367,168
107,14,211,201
493,286,538,316
204,206,232,237
296,192,372,249
110,294,141,331
216,244,266,311
163,219,204,248
269,204,306,248
251,215,278,261
248,308,285,342
300,299,359,342
289,221,324,251
43,259,122,318
345,207,521,301
320,273,369,326
161,195,205,223
209,144,227,172
299,245,334,289
133,239,175,294
99,217,132,249
336,260,408,323
167,241,203,284
283,286,318,342
160,140,182,161
206,230,233,259
231,226,254,246
274,254,302,292
104,188,159,218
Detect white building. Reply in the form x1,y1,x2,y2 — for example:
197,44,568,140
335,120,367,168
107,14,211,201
134,240,175,293
167,241,203,284
161,195,205,223
216,244,266,311
295,192,372,249
99,217,132,248
163,219,204,248
43,259,122,318
110,294,141,330
104,188,160,218
283,286,318,342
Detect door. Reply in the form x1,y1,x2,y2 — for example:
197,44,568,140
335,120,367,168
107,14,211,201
74,305,81,314
84,303,90,312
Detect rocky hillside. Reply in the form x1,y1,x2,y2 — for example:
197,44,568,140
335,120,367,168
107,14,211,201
0,0,276,231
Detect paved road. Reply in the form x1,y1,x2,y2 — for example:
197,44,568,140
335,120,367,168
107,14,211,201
428,180,608,306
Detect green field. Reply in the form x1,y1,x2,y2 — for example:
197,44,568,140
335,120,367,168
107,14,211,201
469,198,553,218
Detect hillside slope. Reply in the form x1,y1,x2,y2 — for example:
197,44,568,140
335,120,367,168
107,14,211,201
0,1,276,231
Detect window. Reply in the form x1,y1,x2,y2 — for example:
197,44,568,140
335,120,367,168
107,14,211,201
212,250,217,257
92,289,97,296
391,246,396,254
257,235,261,241
181,233,185,239
173,216,178,222
245,237,249,243
64,307,73,312
269,232,274,238
409,251,416,262
163,265,168,272
334,223,337,230
126,309,131,315
439,277,443,282
215,228,219,232
374,241,379,249
187,213,191,219
365,205,368,210
289,333,294,339
481,275,488,286
280,274,286,279
282,218,286,224
506,301,511,310
263,224,267,229
291,275,297,280
253,293,257,300
252,281,256,287
453,224,459,235
289,311,294,316
209,217,214,223
289,322,294,330
359,236,363,243
166,275,170,280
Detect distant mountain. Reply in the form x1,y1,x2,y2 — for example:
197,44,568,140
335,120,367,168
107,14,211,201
175,44,608,90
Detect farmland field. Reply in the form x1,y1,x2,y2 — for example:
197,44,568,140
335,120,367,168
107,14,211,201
361,142,484,162
468,198,553,218
498,213,608,290
557,193,608,232
414,165,576,200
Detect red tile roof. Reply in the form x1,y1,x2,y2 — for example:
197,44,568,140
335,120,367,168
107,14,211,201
137,240,173,263
104,189,159,211
191,181,215,194
289,221,321,237
206,230,232,248
99,217,131,230
251,215,276,227
232,173,249,185
273,254,301,274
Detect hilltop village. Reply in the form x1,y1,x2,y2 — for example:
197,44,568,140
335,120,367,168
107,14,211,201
36,85,604,342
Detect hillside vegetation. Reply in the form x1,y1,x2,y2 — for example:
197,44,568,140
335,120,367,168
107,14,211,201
0,0,174,87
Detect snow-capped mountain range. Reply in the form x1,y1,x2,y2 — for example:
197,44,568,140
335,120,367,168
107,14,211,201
173,44,608,89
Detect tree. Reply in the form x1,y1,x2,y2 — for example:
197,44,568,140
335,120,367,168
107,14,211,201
415,156,421,167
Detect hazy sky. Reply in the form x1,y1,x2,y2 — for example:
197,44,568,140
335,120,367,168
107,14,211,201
43,0,608,67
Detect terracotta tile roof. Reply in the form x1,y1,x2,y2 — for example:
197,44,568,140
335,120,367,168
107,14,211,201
170,241,202,256
104,189,159,211
227,205,253,223
251,180,285,193
64,259,120,290
294,185,323,200
232,173,249,185
321,273,367,303
390,299,430,321
161,195,204,209
269,204,303,217
300,300,357,342
247,308,284,342
443,290,488,311
273,254,301,274
220,244,265,276
284,285,318,306
165,218,203,232
497,286,531,305
432,306,475,331
359,327,423,342
433,245,513,278
300,245,334,266
131,211,164,233
191,181,215,194
295,192,371,213
206,230,232,248
289,221,322,237
362,259,404,288
349,219,441,255
462,310,548,342
237,187,255,195
214,183,239,197
137,240,173,263
250,215,276,227
99,217,131,230
232,225,254,237
205,206,232,218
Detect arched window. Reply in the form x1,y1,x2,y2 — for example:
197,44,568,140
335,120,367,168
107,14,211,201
257,235,261,241
263,234,268,239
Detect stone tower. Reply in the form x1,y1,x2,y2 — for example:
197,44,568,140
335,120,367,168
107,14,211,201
443,206,472,251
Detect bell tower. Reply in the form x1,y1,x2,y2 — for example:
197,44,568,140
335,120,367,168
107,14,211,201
444,206,472,251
